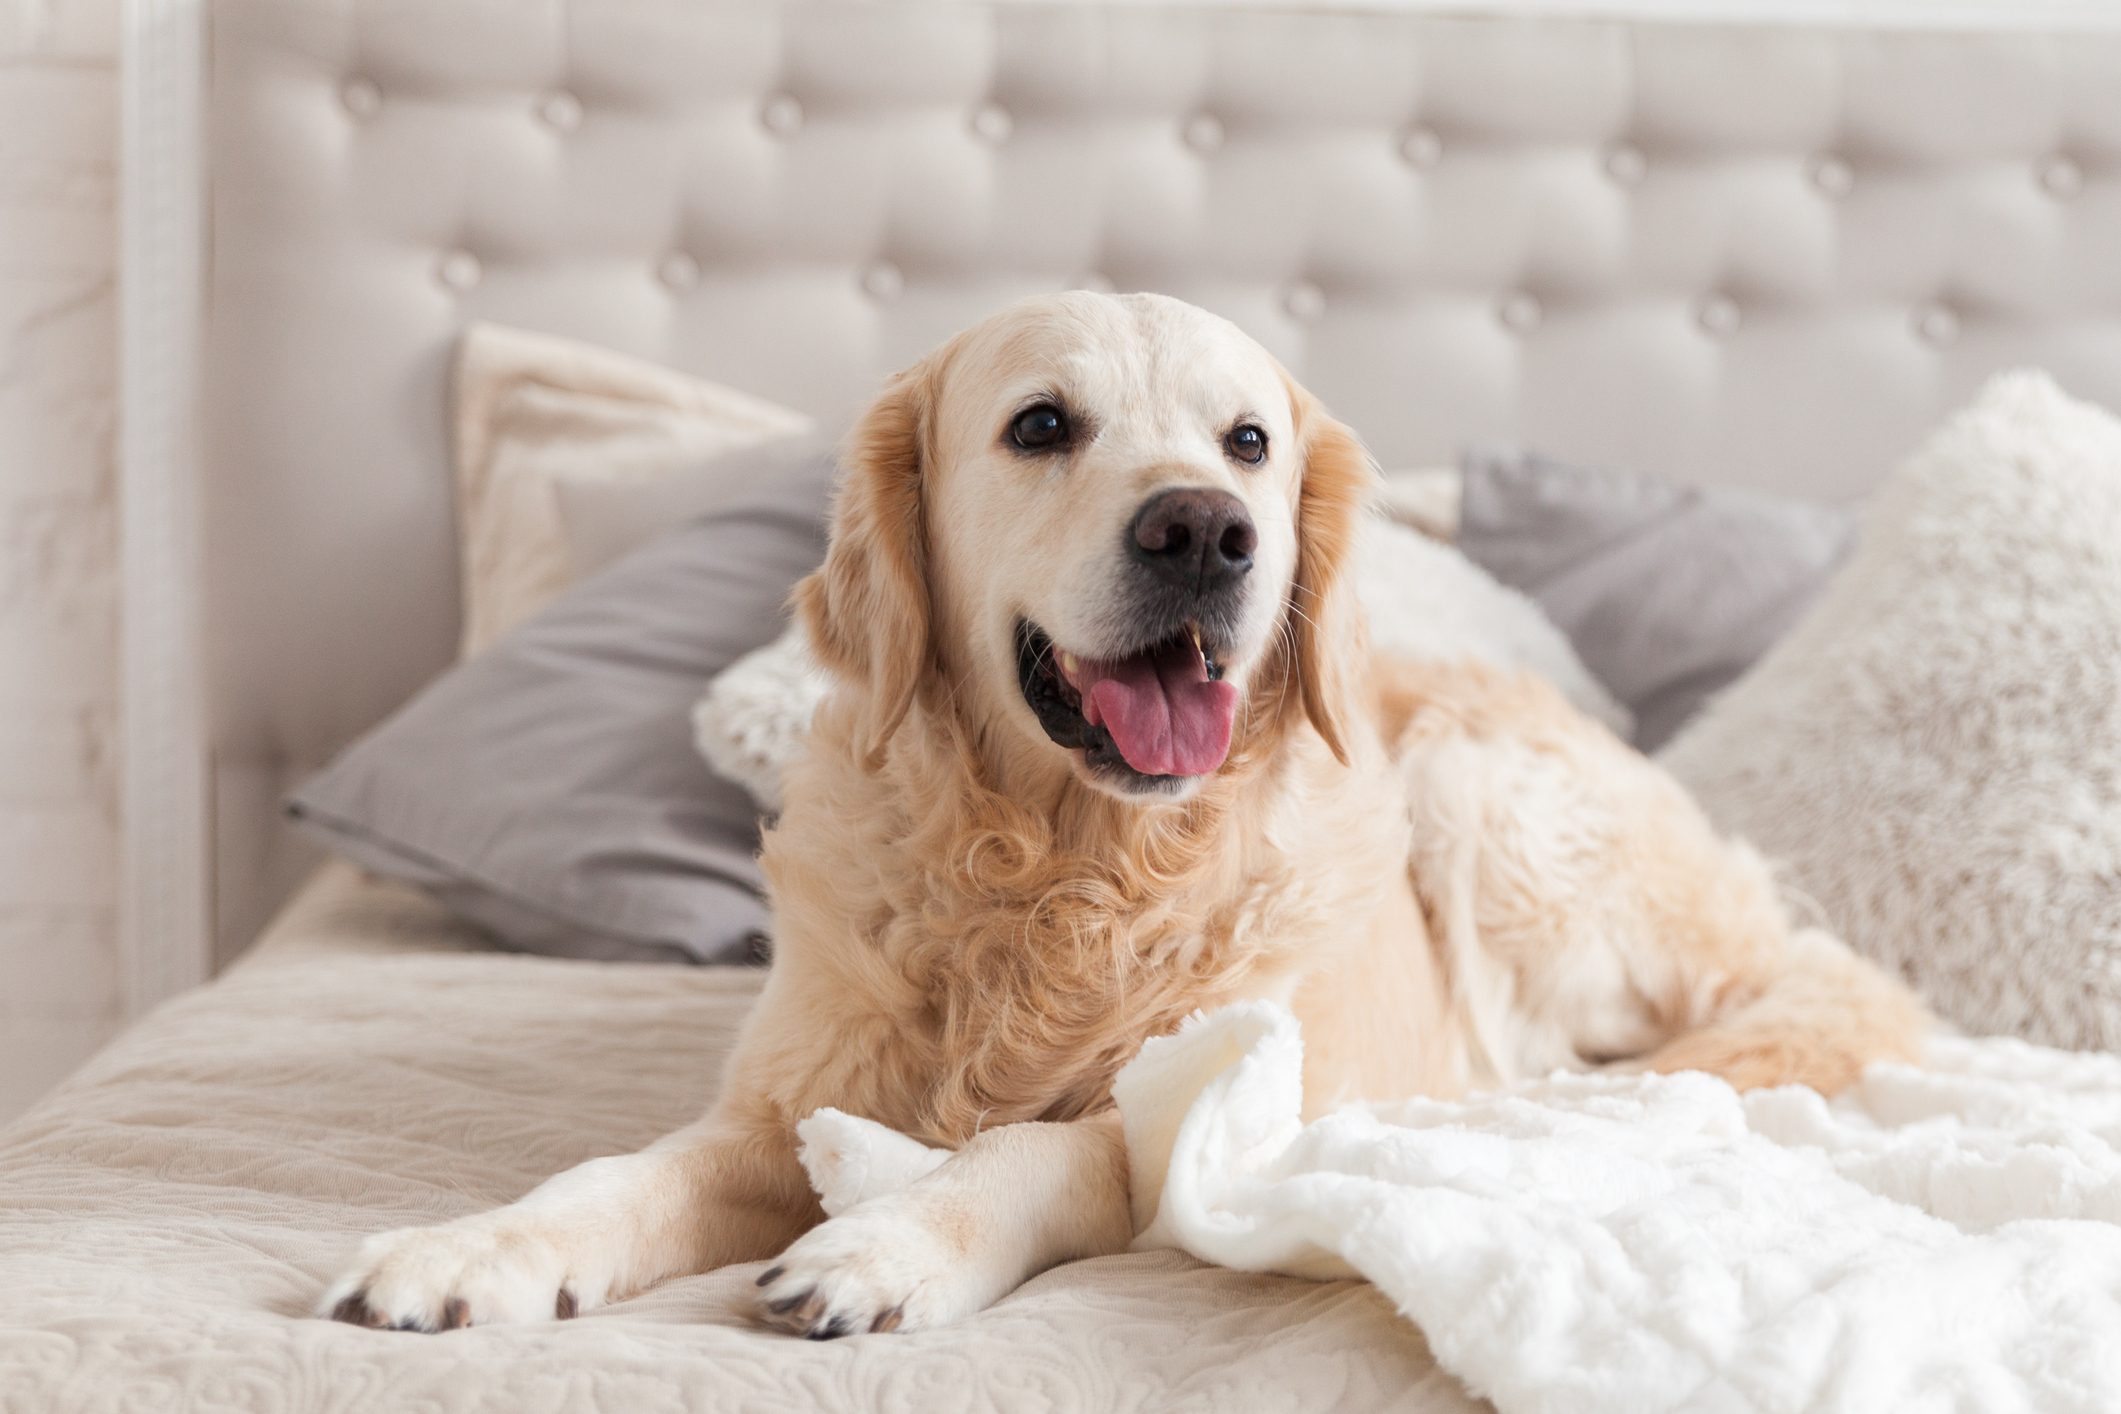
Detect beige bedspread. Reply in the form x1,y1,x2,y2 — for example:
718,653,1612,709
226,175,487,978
0,866,1478,1413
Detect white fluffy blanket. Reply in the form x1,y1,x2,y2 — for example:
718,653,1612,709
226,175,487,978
803,1006,2121,1414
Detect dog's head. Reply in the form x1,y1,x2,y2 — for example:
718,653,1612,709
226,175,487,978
798,292,1374,801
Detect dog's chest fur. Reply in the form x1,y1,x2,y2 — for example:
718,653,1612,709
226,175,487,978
762,733,1401,1146
893,841,1307,1138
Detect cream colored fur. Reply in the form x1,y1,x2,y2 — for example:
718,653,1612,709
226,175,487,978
322,294,1926,1338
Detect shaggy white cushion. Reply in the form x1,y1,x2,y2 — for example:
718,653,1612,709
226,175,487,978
1662,371,2121,1050
692,622,837,814
451,324,811,654
694,518,1632,813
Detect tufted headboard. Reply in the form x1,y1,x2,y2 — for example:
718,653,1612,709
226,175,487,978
120,0,2121,1007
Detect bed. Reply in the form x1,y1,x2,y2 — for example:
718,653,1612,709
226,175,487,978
12,0,2121,1408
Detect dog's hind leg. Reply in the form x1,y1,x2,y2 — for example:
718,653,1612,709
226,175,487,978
1644,926,1926,1093
1383,655,1927,1097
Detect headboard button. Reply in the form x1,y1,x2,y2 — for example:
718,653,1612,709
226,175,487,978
969,103,1013,145
1182,113,1225,155
1497,291,1542,334
437,251,482,292
340,77,382,120
659,253,701,290
1695,293,1741,338
1603,144,1647,186
1283,281,1325,322
861,262,904,302
1398,126,1442,169
2037,154,2083,199
1808,154,1854,199
1914,303,1959,346
760,94,804,137
538,91,584,132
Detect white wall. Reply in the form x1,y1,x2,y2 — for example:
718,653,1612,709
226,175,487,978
0,0,120,1122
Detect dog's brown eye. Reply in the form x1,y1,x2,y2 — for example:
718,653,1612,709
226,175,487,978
1010,403,1070,452
1226,424,1268,465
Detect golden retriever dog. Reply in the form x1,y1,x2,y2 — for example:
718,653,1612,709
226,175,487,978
322,292,1925,1338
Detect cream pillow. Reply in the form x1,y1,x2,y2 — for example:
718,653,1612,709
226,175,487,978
1662,371,2121,1050
451,324,812,654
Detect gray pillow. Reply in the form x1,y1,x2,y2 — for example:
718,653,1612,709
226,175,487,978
1456,448,1856,751
288,445,835,964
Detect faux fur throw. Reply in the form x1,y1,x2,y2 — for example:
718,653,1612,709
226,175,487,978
802,1003,2121,1414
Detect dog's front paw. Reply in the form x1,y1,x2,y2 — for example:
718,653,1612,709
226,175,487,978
754,1201,992,1339
319,1218,601,1332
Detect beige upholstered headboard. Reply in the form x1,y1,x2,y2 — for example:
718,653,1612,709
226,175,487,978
120,0,2121,1007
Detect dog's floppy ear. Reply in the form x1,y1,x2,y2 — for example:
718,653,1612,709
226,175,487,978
1284,387,1377,766
796,364,936,766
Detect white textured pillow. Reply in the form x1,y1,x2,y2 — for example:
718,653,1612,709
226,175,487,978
1355,519,1630,736
1662,371,2121,1050
695,518,1631,813
451,324,812,654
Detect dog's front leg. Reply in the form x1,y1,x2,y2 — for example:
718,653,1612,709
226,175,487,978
320,1117,814,1331
753,1113,1132,1338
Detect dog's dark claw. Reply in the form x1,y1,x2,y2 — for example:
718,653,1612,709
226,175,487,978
441,1297,471,1330
767,1288,814,1316
330,1292,381,1328
807,1316,851,1341
555,1287,579,1320
869,1305,905,1334
755,1265,784,1288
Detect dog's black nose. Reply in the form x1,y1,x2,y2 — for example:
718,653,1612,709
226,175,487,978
1129,488,1257,595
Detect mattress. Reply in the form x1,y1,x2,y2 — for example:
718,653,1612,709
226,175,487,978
0,865,1480,1413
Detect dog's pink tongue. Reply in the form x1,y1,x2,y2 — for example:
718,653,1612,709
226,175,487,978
1077,643,1238,777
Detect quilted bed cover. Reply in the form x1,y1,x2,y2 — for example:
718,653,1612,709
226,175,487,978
0,865,1476,1414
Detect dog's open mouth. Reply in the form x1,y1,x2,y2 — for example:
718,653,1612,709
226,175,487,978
1016,620,1238,783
